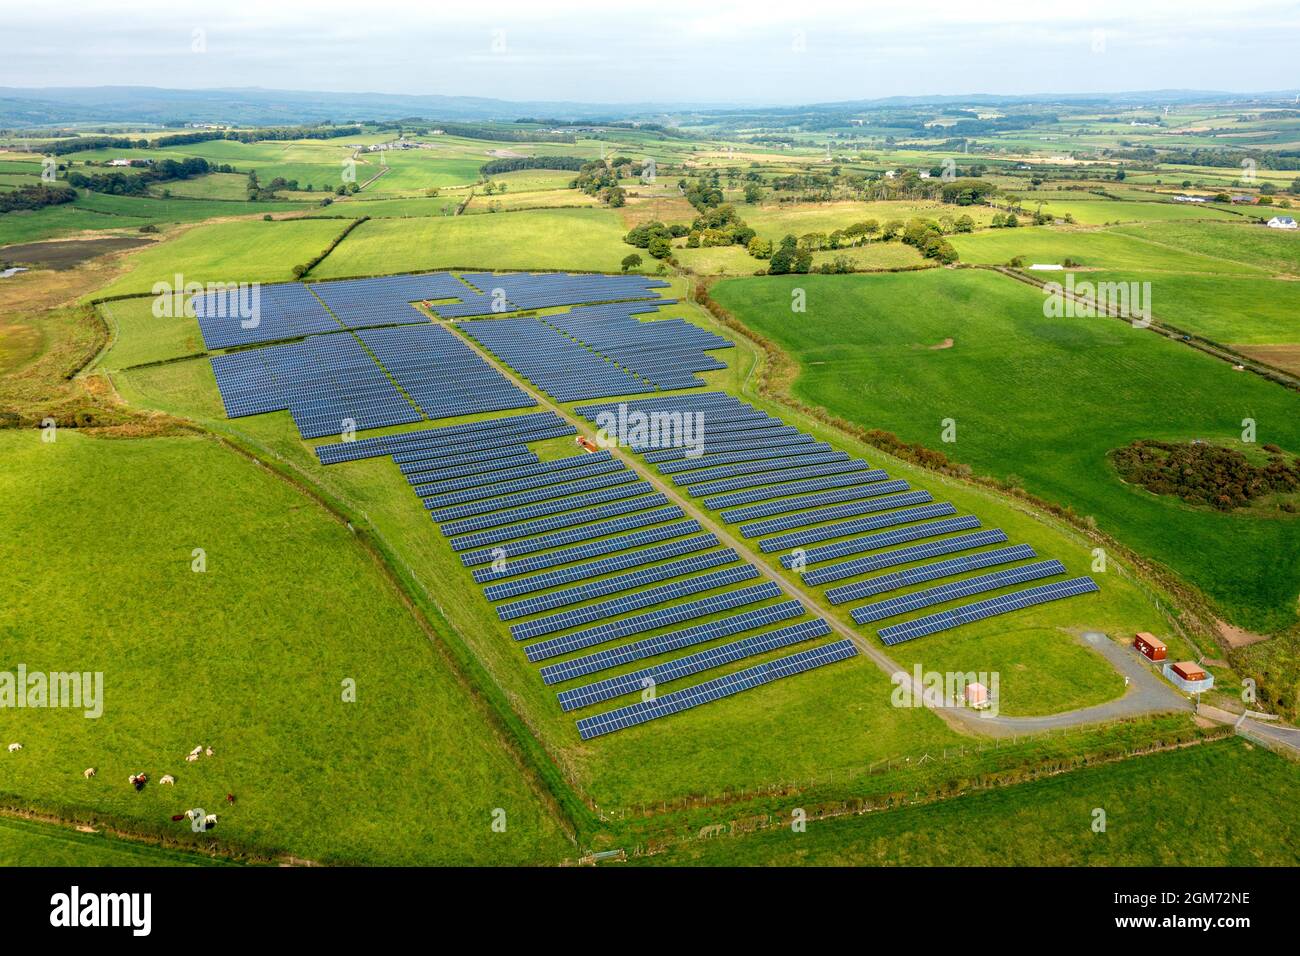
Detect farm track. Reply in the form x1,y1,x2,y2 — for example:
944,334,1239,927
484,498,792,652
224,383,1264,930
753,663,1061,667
992,265,1300,391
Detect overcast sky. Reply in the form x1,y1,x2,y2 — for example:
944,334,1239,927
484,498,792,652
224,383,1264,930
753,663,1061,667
2,0,1297,104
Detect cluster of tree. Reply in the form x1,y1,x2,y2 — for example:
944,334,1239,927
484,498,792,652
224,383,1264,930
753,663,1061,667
481,180,509,195
571,159,634,206
65,156,212,195
479,155,587,176
767,235,813,274
1112,439,1300,511
989,212,1021,227
623,220,689,260
899,218,959,263
0,183,75,215
684,204,755,249
45,125,362,156
939,179,997,205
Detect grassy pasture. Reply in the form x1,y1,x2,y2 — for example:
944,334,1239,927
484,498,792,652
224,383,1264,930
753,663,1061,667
1090,271,1300,346
92,218,352,297
1110,221,1300,276
744,200,999,241
0,815,233,866
711,269,1300,632
948,226,1268,273
311,208,633,276
635,738,1300,866
0,429,570,865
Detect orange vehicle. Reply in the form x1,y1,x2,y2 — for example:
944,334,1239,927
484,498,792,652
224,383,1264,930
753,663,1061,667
576,436,599,453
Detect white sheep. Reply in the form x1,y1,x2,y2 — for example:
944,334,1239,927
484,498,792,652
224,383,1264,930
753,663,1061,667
189,745,203,758
185,753,199,762
7,743,22,753
83,768,96,778
204,747,214,757
203,813,218,828
159,774,175,785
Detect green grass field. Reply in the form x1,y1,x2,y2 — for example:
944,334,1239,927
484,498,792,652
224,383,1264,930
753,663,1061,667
92,218,352,297
711,269,1300,632
948,225,1270,273
311,207,635,276
634,737,1300,865
1087,272,1300,345
0,429,570,865
0,815,235,866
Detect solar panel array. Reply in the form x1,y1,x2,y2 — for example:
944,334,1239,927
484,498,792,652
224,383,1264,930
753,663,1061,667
208,272,1101,739
322,407,857,737
193,282,338,349
575,391,1099,657
210,332,422,439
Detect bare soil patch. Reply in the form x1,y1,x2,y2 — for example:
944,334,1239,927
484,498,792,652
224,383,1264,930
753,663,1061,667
1,236,155,270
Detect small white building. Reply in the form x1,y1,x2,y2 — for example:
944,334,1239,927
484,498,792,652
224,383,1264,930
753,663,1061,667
1267,216,1297,230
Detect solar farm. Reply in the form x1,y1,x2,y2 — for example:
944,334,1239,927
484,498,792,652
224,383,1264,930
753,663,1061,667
190,269,1105,740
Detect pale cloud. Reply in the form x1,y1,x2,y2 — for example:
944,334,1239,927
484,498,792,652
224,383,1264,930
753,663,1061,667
0,0,1296,103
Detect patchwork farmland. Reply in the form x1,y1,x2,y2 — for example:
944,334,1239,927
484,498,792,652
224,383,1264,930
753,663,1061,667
3,76,1300,890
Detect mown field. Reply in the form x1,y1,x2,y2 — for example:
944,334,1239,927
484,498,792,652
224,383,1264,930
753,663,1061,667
0,429,571,865
635,737,1300,865
711,269,1300,632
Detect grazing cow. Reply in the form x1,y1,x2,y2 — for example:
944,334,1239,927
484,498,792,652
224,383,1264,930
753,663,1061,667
7,743,22,753
160,774,175,785
83,768,96,778
225,793,235,805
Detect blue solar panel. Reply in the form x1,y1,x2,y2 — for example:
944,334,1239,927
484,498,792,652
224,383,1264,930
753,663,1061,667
472,521,702,581
827,543,1036,605
719,480,910,524
556,618,833,711
806,529,1010,588
406,452,539,486
424,461,630,513
671,451,849,487
574,639,857,739
451,496,673,554
688,462,881,499
658,442,835,476
850,559,1065,624
484,533,718,599
317,411,565,464
524,581,783,663
756,496,943,552
778,511,976,568
876,577,1100,646
412,451,604,494
745,490,935,541
510,564,757,639
438,481,654,536
496,548,738,621
540,600,806,685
